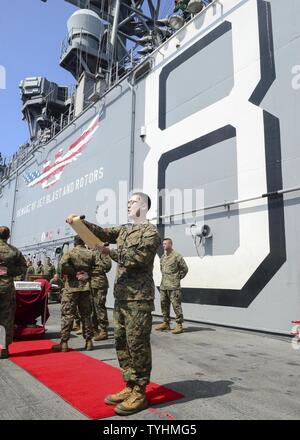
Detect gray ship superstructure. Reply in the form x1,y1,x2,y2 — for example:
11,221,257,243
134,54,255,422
1,0,300,334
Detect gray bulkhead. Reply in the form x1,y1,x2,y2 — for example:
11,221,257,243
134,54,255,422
3,0,300,334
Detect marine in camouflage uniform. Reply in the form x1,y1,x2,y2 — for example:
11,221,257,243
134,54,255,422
91,251,111,340
72,307,81,332
52,236,95,352
84,219,160,385
72,192,161,416
0,227,27,358
43,258,55,280
49,274,64,291
49,274,64,302
35,261,44,276
156,238,188,334
25,261,35,281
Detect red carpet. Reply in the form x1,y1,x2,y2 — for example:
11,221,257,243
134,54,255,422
9,340,184,419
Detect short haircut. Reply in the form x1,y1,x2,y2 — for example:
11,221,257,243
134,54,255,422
74,235,85,246
0,226,10,240
132,192,151,210
163,238,173,244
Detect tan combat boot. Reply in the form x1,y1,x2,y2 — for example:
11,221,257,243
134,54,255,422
0,348,9,359
155,322,170,331
84,339,94,351
114,385,148,416
94,330,108,341
104,383,134,405
172,323,183,334
51,341,69,352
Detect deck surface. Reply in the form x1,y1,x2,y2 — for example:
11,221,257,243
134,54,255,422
0,303,299,420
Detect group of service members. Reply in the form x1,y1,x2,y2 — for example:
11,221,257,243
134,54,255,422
0,192,189,416
51,233,188,353
52,235,112,350
23,257,56,281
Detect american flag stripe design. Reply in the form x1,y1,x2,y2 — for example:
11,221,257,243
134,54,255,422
23,108,103,190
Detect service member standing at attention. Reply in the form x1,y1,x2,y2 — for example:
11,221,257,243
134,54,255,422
91,250,112,341
25,259,35,281
52,235,95,352
156,238,188,334
0,227,27,359
36,260,44,276
66,192,161,416
43,257,55,280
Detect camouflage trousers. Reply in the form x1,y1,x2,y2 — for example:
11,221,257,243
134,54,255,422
74,308,81,326
91,287,109,331
0,289,16,347
114,300,153,387
160,289,184,324
60,291,93,341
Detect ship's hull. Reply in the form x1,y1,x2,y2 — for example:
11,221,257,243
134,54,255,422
1,0,300,334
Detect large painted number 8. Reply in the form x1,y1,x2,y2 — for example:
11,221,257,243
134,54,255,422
143,0,285,308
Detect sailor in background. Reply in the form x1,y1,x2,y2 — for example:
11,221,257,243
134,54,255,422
174,0,190,14
0,226,27,359
91,249,112,341
72,308,82,334
66,192,161,416
156,238,188,334
52,235,95,352
174,0,212,15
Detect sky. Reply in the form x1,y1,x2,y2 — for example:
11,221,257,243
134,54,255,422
0,0,174,160
0,0,77,159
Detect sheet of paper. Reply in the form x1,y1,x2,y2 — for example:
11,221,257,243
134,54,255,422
69,216,103,248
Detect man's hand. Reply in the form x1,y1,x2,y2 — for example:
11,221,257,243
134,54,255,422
66,214,78,225
76,271,89,281
0,266,8,276
95,244,110,255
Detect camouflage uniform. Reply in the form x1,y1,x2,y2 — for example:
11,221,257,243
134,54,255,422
91,251,111,332
59,245,95,342
0,239,27,346
25,265,35,281
43,263,55,280
73,307,81,328
49,276,64,301
85,220,161,386
36,264,44,276
50,276,64,290
160,250,188,324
